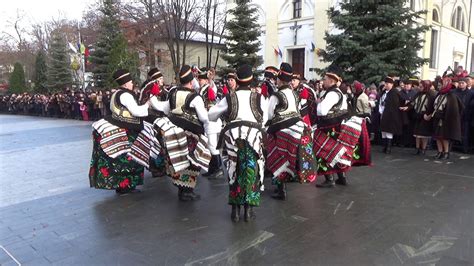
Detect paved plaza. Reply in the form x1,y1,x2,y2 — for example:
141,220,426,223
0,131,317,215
1,114,474,265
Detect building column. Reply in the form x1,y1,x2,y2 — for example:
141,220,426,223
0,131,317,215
421,0,434,79
312,0,331,79
264,0,279,67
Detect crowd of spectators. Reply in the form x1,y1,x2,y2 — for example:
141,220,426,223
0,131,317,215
2,65,473,154
0,89,114,121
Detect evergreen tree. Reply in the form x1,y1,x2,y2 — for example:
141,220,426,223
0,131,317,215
47,31,73,91
9,62,27,93
319,1,429,84
34,50,48,93
222,0,262,70
89,0,139,88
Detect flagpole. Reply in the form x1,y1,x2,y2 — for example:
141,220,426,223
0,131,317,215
78,22,85,91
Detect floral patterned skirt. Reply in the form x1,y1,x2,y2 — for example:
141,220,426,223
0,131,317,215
89,130,144,190
228,140,261,207
165,134,201,189
266,122,318,185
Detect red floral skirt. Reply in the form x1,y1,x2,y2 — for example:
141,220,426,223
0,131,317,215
89,130,144,190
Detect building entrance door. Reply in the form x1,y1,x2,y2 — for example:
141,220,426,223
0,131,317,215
292,48,305,76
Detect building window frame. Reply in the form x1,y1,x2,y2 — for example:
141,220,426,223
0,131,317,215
432,8,440,23
293,0,302,19
471,44,474,73
429,29,439,69
451,6,466,32
410,0,416,11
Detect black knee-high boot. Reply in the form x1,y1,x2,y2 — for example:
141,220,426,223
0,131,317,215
203,155,224,179
178,187,201,201
382,138,388,153
231,204,240,222
243,204,255,222
271,183,287,200
316,174,335,188
386,139,392,154
335,172,347,186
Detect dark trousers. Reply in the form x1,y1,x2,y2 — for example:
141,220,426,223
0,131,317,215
462,121,471,153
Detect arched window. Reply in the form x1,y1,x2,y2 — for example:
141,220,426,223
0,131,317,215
451,6,465,31
429,29,439,68
293,0,302,19
432,9,440,23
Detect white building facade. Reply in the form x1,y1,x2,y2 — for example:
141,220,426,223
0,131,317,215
227,0,474,81
227,0,337,80
419,0,474,79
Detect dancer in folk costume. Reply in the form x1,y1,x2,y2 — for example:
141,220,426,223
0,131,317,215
149,65,212,201
89,69,152,194
197,68,226,179
313,73,370,188
291,74,318,128
209,64,267,222
139,68,167,109
266,63,318,200
136,67,167,177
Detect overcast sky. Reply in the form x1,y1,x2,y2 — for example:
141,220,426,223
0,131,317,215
1,0,96,39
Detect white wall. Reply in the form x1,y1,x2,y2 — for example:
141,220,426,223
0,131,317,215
426,0,474,79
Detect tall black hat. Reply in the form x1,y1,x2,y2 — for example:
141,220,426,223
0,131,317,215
236,64,253,85
197,67,209,80
264,66,279,79
148,68,163,80
179,65,194,84
113,69,132,86
278,63,293,82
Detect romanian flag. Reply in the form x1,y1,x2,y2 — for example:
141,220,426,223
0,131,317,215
273,46,282,58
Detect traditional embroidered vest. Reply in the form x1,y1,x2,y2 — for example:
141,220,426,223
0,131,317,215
317,85,349,127
225,87,263,124
269,85,300,123
109,89,141,129
168,86,204,134
267,85,301,133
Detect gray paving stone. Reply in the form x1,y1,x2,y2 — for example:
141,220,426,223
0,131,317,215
1,114,474,265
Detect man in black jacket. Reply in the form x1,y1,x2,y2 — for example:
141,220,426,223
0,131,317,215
379,77,403,154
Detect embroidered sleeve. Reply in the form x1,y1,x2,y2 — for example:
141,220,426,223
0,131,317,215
190,96,209,128
150,96,170,115
317,91,339,116
120,92,149,117
208,97,228,122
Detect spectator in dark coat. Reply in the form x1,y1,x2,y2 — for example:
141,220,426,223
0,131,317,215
399,79,418,147
405,80,436,155
425,78,464,160
379,77,403,154
453,77,474,153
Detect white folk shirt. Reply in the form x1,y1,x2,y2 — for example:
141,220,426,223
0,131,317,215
208,94,269,126
120,92,149,117
150,95,210,131
316,90,347,116
379,91,388,115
